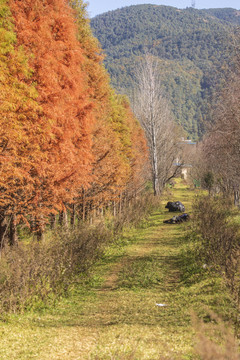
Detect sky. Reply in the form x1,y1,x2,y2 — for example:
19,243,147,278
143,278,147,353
87,0,240,18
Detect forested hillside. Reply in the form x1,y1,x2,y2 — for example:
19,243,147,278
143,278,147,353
91,5,239,139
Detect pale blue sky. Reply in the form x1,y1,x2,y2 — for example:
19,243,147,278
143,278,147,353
87,0,240,18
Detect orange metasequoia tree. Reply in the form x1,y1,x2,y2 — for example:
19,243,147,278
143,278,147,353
0,0,149,239
80,93,149,220
68,0,149,220
68,0,130,218
0,0,50,246
9,0,94,229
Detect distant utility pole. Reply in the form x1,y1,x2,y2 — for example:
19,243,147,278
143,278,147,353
191,0,196,8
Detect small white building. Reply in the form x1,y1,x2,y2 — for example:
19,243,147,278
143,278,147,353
175,138,197,180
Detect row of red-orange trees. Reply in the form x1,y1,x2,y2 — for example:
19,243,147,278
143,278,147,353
0,0,149,245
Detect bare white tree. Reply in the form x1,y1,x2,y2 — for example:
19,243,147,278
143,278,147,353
132,54,181,195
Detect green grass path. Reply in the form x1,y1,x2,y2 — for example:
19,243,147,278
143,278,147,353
0,182,232,359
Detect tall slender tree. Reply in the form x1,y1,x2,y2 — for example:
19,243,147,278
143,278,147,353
132,54,179,195
201,55,240,203
68,0,149,212
0,0,48,246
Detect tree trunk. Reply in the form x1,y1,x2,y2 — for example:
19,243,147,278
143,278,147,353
0,214,8,251
36,216,45,241
59,210,68,228
119,193,122,214
71,204,76,227
50,213,57,229
151,113,160,196
88,202,93,224
63,210,68,228
9,213,18,246
113,201,116,217
36,228,45,242
82,189,86,221
59,211,63,226
152,145,160,196
234,190,239,207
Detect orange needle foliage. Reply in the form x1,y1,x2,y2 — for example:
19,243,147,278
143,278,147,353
0,1,47,222
0,0,149,239
122,98,149,196
69,0,149,210
9,0,94,213
69,1,132,206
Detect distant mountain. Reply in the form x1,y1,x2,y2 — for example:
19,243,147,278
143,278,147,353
204,8,240,25
91,5,239,139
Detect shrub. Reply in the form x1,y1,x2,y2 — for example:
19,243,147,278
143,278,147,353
0,192,158,313
0,223,111,313
191,196,238,268
193,311,240,360
110,193,160,235
190,195,240,310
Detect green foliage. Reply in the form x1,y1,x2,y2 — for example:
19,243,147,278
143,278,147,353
203,171,215,193
91,5,238,140
204,8,240,25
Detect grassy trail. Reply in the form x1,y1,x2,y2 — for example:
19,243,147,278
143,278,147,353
0,182,229,359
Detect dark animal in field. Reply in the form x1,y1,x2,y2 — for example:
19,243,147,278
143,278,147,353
165,201,185,212
163,213,190,224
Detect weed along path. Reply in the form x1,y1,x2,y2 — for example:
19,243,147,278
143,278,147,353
0,181,226,359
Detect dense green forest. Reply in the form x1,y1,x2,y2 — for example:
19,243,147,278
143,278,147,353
91,5,240,139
